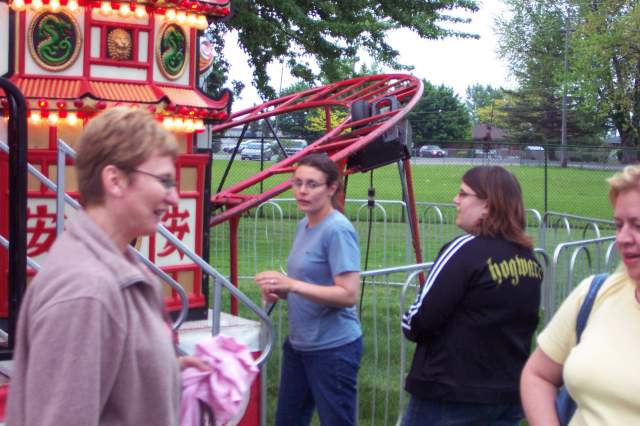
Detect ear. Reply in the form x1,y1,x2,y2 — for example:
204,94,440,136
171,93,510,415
327,181,339,197
101,164,127,198
480,199,490,218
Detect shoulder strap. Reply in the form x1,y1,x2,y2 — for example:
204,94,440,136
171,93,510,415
575,273,608,343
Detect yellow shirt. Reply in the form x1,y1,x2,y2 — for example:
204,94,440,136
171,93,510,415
537,271,640,425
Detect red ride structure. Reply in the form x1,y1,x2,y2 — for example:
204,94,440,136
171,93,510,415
209,74,426,313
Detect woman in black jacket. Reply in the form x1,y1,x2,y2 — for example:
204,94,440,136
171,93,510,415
402,166,542,425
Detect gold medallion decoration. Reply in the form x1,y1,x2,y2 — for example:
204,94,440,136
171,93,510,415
107,28,133,61
28,11,81,71
156,23,188,80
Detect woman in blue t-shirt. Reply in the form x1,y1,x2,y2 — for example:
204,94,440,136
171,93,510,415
255,153,362,426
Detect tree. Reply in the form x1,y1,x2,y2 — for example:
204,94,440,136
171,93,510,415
408,80,471,147
274,60,385,140
465,84,505,124
206,0,480,99
495,0,622,153
273,81,317,139
305,107,349,133
569,1,640,161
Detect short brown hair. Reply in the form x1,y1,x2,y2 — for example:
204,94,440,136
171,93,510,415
607,164,640,205
462,166,533,249
76,107,177,206
297,153,343,208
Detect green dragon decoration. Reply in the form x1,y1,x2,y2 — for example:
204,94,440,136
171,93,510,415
36,14,74,66
161,25,186,77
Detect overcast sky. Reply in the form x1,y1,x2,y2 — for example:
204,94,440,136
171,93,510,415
222,0,513,111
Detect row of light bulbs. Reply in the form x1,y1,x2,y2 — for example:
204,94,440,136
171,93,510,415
96,1,148,18
162,117,205,133
11,0,209,29
11,0,81,12
160,9,209,29
30,111,82,126
28,111,206,133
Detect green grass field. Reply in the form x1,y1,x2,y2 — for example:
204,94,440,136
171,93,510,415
212,160,615,220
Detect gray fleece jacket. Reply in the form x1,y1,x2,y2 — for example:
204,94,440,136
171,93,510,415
6,209,180,426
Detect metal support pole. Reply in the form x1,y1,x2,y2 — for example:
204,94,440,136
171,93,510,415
2,77,28,358
229,216,239,315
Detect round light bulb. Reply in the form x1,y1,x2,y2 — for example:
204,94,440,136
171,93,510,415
176,11,186,23
165,8,176,21
29,111,42,124
134,5,146,18
100,1,112,14
66,112,78,126
196,15,208,30
12,0,26,11
119,3,131,16
48,112,59,125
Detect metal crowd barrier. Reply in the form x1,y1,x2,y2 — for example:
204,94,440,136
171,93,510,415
542,235,618,323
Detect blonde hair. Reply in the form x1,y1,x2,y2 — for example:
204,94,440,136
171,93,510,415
76,107,177,206
607,164,640,205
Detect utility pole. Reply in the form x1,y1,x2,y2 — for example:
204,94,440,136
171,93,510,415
560,6,570,168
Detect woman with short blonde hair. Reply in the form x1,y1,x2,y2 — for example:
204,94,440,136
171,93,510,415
521,164,640,425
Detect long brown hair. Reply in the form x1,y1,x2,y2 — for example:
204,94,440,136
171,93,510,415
462,166,533,249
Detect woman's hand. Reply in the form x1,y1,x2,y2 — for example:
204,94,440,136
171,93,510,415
255,271,295,302
178,355,211,372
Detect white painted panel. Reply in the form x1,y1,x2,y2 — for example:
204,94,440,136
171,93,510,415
25,198,80,265
138,31,148,62
154,198,197,267
0,118,7,144
0,3,10,76
24,9,85,77
90,64,146,80
152,20,190,86
90,26,101,58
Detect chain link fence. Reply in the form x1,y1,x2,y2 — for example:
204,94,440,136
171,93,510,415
211,141,635,221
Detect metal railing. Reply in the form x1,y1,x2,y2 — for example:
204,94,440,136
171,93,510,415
538,211,615,252
543,235,618,323
1,139,275,367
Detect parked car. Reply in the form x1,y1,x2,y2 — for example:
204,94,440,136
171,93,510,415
523,145,545,160
419,145,447,158
223,140,253,154
283,139,308,156
474,148,500,159
241,142,277,160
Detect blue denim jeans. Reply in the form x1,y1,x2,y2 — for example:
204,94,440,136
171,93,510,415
402,396,523,426
275,337,362,426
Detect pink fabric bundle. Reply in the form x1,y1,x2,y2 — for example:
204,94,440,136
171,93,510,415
180,335,259,426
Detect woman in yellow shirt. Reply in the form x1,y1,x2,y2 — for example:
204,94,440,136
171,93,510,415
521,164,640,425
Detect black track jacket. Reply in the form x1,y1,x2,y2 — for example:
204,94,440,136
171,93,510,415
402,234,543,404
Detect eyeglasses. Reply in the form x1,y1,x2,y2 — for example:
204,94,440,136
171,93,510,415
132,169,177,190
457,189,479,198
290,179,326,190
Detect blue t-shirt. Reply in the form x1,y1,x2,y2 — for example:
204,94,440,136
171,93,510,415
286,210,362,351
